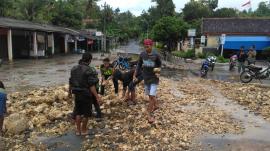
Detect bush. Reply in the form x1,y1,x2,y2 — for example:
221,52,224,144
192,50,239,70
172,50,195,59
185,49,196,58
217,56,229,63
197,52,206,59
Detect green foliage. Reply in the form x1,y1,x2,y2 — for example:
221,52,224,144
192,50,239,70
254,2,270,17
151,0,175,17
217,56,229,63
214,8,239,17
197,52,206,59
172,50,195,59
182,1,211,22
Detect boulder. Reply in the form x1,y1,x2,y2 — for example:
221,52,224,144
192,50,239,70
4,113,29,135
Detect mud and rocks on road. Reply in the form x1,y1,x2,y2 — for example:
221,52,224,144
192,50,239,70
1,77,243,150
200,79,270,121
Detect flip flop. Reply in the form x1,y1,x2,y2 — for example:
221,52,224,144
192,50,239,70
148,113,155,124
75,131,81,136
81,131,89,136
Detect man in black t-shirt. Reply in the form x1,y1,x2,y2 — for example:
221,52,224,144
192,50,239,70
69,53,101,136
135,39,161,123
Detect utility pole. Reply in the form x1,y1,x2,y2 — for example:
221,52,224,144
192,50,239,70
101,2,107,56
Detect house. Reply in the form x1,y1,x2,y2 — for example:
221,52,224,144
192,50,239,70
202,18,270,57
0,17,98,61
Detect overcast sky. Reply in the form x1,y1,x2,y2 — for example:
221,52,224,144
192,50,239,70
97,0,266,16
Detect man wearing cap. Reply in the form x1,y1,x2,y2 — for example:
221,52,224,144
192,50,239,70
135,39,162,123
69,52,101,135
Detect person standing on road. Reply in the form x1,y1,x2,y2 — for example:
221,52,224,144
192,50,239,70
247,45,256,65
69,53,101,136
135,39,162,123
237,46,247,73
0,81,7,136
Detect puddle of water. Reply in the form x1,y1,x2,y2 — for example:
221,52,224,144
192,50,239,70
199,86,270,151
35,132,85,151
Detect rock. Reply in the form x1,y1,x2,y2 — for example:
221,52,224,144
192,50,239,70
4,113,29,135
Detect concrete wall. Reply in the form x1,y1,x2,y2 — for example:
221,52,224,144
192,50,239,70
207,36,219,48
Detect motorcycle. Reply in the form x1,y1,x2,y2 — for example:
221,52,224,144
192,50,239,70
201,59,210,77
112,56,131,70
240,62,270,83
229,55,238,71
207,56,217,71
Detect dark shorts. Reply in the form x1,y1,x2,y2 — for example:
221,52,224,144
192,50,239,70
74,92,93,117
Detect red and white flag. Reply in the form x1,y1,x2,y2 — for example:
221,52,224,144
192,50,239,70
242,0,251,7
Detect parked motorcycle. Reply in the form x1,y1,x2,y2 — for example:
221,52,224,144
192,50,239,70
240,62,270,83
201,59,210,77
207,56,217,71
229,55,238,71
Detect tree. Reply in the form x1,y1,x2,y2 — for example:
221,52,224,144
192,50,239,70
151,16,189,51
51,0,83,28
254,1,270,17
16,0,54,22
201,0,218,10
152,0,175,17
214,8,238,17
182,0,211,22
0,0,13,17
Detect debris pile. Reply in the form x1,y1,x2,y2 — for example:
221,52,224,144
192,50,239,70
1,78,243,150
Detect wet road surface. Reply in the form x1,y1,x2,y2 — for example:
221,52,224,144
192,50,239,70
0,54,104,93
2,41,270,151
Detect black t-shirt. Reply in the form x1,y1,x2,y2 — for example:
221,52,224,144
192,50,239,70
136,51,162,84
69,63,99,92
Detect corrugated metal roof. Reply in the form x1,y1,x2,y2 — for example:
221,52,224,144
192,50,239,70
0,17,79,35
202,18,270,35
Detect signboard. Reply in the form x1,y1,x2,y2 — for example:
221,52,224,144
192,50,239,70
220,34,226,45
95,31,103,36
188,29,196,37
201,36,206,44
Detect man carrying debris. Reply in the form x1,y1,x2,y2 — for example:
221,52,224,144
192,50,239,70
69,53,101,136
112,68,135,100
135,39,161,123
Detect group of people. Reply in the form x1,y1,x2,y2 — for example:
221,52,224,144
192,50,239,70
69,39,162,136
237,45,257,73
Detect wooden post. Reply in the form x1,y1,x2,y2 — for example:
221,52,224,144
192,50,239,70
64,34,68,53
75,39,77,52
33,32,38,57
51,33,55,55
7,29,13,61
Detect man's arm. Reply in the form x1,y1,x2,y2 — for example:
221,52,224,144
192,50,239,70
90,86,101,103
87,69,101,103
